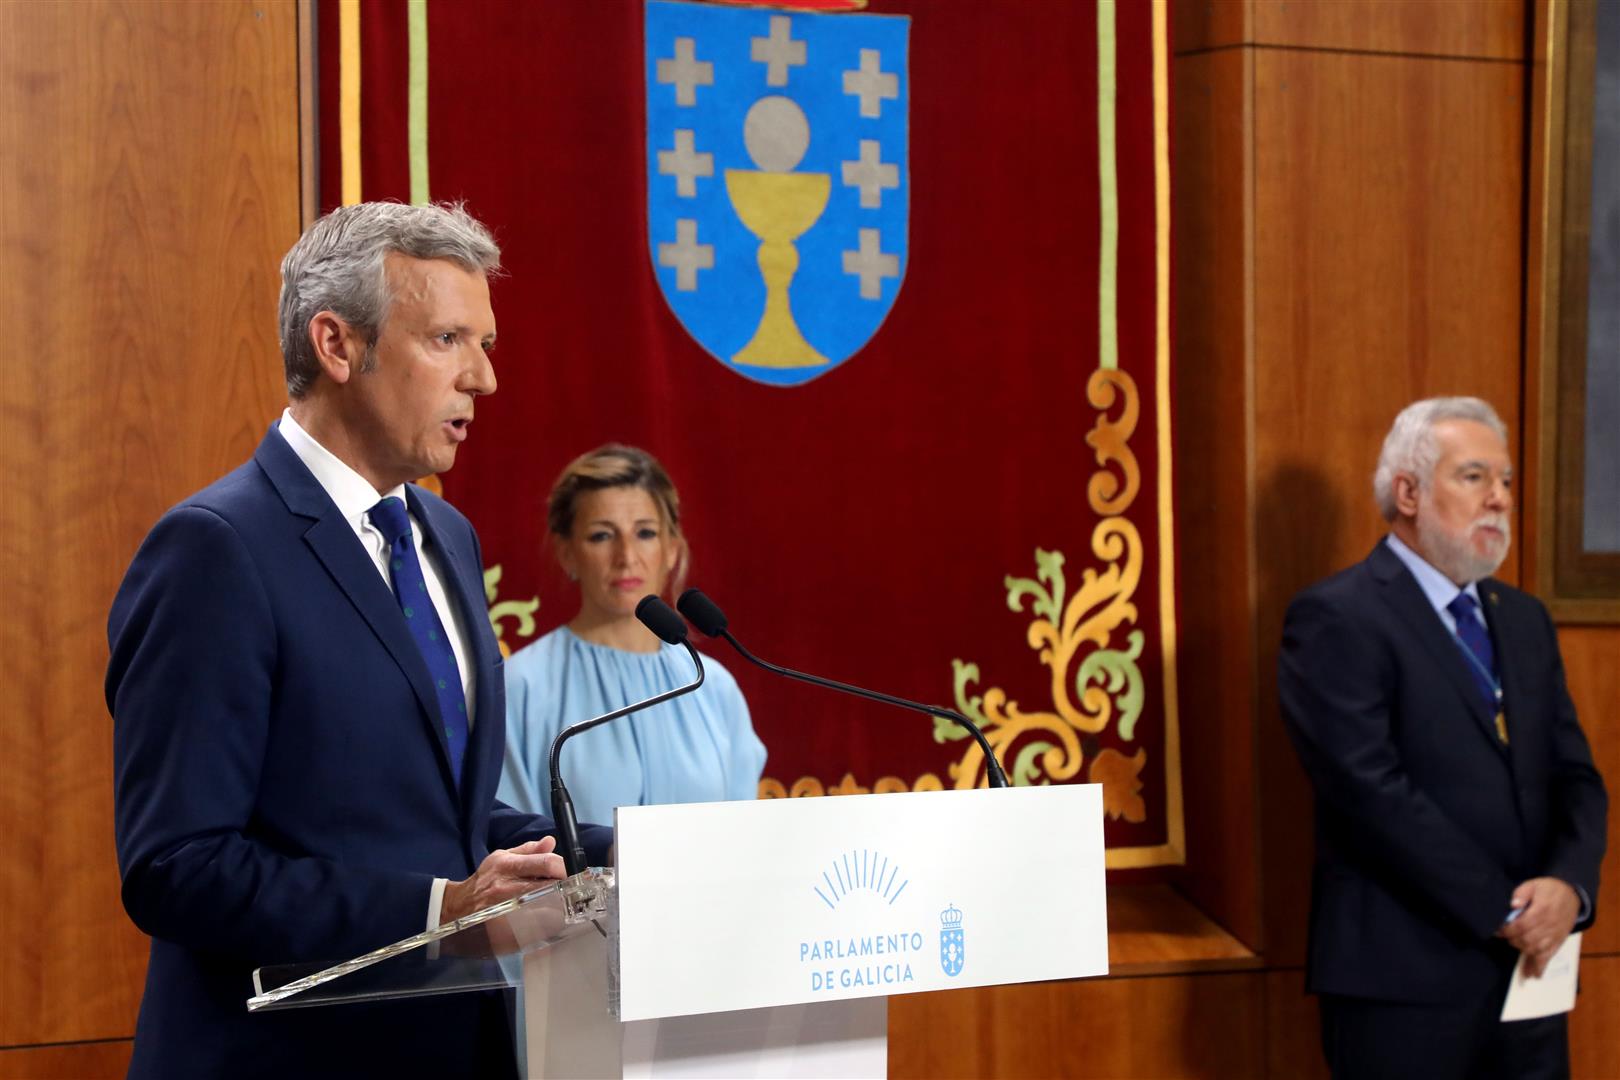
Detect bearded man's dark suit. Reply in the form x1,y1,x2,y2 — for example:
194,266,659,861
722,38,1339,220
108,425,612,1079
1279,539,1607,1077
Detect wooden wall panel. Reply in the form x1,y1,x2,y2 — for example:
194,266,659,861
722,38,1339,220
1250,0,1526,59
1170,46,1264,952
0,0,299,1050
1261,969,1329,1080
1172,0,1248,55
1250,48,1526,965
890,973,1265,1079
1173,0,1525,60
1519,0,1553,597
0,1041,132,1080
1570,954,1620,1079
1557,627,1620,956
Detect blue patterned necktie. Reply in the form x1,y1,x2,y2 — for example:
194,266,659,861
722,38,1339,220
1446,592,1504,741
369,497,468,783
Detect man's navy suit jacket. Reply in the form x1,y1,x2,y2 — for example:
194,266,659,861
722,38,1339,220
108,426,612,1079
1279,540,1607,1005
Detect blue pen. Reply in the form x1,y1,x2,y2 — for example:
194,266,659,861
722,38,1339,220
1503,905,1526,925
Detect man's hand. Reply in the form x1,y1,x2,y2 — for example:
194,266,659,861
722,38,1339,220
1497,877,1580,978
441,837,567,924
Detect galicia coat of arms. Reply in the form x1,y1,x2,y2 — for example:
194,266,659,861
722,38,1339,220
939,903,964,977
645,1,910,386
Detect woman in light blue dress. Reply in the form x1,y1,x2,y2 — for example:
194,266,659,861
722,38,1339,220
499,444,765,827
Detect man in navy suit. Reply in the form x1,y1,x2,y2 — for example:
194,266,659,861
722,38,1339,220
108,202,611,1078
1280,397,1607,1080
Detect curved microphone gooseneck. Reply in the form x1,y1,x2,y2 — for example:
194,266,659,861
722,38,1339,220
549,595,706,875
676,588,1009,789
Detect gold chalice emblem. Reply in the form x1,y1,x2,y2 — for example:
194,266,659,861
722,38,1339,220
726,95,829,368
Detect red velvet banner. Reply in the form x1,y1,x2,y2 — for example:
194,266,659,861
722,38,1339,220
318,0,1179,867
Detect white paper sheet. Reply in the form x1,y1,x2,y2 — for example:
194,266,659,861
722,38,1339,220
1500,932,1581,1022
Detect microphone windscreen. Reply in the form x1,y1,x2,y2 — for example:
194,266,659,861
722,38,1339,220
636,595,689,644
677,589,729,637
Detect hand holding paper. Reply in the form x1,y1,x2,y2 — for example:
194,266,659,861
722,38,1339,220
1501,933,1582,1022
1497,877,1580,978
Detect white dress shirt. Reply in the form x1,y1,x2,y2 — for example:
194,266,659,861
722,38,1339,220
1384,531,1484,635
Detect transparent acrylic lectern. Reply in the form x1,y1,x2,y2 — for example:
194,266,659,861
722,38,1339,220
246,865,884,1079
248,867,640,1078
248,867,615,1012
246,785,1111,1079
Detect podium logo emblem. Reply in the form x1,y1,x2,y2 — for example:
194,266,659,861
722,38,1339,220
812,848,909,910
645,1,910,386
939,903,965,977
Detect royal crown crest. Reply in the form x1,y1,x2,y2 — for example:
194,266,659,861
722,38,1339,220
939,902,965,977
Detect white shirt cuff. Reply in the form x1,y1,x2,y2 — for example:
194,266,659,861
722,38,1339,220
428,876,448,930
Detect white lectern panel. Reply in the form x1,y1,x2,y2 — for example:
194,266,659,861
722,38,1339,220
616,784,1108,1022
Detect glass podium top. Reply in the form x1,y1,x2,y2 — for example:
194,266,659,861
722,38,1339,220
247,867,614,1013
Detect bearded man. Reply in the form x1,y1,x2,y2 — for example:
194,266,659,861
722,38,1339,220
1279,397,1607,1080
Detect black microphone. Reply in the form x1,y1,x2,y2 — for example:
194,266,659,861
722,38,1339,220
549,595,706,875
677,589,1009,788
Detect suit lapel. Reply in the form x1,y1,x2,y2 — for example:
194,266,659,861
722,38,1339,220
1480,580,1539,849
254,430,460,796
1476,580,1523,692
1369,542,1508,758
1479,580,1538,784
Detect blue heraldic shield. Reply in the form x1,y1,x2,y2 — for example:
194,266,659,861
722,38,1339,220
940,903,965,977
645,0,910,386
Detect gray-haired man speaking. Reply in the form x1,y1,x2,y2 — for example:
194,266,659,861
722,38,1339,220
109,202,611,1079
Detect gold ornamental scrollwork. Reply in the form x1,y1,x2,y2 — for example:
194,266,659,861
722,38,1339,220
759,772,944,799
758,369,1150,823
1085,367,1140,516
484,564,541,659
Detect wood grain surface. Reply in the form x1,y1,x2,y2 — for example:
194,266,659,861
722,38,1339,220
890,970,1266,1079
0,0,299,1049
1173,0,1249,55
1557,627,1620,957
1107,885,1258,974
1570,953,1620,1079
1170,45,1266,953
1174,0,1525,60
1251,0,1525,60
1261,969,1331,1080
0,1041,132,1080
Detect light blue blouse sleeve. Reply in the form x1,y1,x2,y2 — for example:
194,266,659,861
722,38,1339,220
710,657,767,801
498,635,561,818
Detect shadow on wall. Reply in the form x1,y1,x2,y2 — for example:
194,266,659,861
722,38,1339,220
1256,461,1357,627
1251,460,1352,1078
1255,462,1351,969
